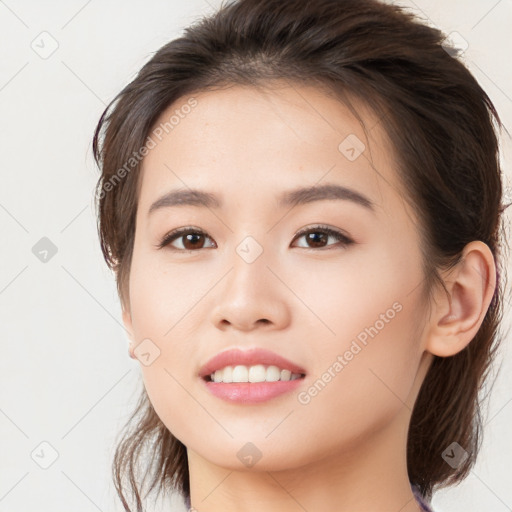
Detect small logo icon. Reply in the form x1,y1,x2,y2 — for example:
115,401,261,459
30,441,59,469
503,182,512,206
31,31,59,59
133,338,161,366
236,236,263,264
236,442,262,468
441,441,469,469
441,31,469,56
32,237,58,263
338,134,366,161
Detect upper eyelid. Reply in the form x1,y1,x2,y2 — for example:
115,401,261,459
158,224,353,250
163,225,347,240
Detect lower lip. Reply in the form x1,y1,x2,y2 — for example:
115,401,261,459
202,378,305,403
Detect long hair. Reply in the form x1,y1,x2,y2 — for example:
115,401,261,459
92,0,509,509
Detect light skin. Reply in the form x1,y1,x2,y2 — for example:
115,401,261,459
122,82,496,512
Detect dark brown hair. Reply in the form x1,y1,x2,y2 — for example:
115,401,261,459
92,0,509,510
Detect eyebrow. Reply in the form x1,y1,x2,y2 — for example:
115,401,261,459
147,183,375,216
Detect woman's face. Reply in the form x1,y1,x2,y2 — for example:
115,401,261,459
123,83,434,471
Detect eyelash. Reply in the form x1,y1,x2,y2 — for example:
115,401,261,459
155,224,354,252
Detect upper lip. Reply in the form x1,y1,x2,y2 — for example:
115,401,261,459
199,348,307,379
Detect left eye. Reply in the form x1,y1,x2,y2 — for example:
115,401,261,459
156,228,216,251
291,225,353,249
156,225,353,251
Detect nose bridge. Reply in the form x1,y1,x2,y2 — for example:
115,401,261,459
227,233,271,297
209,231,289,330
235,233,266,267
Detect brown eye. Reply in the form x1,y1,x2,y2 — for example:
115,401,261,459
179,232,207,250
291,225,353,249
303,231,329,248
157,228,216,251
156,225,353,252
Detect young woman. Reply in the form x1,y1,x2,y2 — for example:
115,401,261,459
92,0,508,510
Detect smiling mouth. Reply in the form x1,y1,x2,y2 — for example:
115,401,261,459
203,364,306,383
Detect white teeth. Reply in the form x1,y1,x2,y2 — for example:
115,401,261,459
232,365,249,382
222,365,233,383
248,364,266,382
266,365,281,382
280,369,292,381
209,365,303,383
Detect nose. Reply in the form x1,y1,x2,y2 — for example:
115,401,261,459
209,241,291,332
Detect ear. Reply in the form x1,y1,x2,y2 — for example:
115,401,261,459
122,306,137,359
425,241,496,357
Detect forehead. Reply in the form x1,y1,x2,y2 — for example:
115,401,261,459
137,83,405,216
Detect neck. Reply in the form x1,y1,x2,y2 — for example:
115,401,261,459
187,404,423,512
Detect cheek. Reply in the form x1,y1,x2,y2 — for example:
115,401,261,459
128,251,242,410
295,246,425,412
126,256,201,425
128,249,210,339
292,296,424,463
284,244,422,355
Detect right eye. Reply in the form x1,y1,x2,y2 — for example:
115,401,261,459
156,227,217,251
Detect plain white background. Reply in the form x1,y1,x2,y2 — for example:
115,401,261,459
0,1,511,511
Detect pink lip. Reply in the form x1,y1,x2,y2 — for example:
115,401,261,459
198,348,307,404
198,348,307,378
203,380,304,403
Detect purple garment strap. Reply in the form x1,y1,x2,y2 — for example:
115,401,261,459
185,484,435,511
412,484,435,512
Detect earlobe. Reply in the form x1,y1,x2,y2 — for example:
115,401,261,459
425,241,496,358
